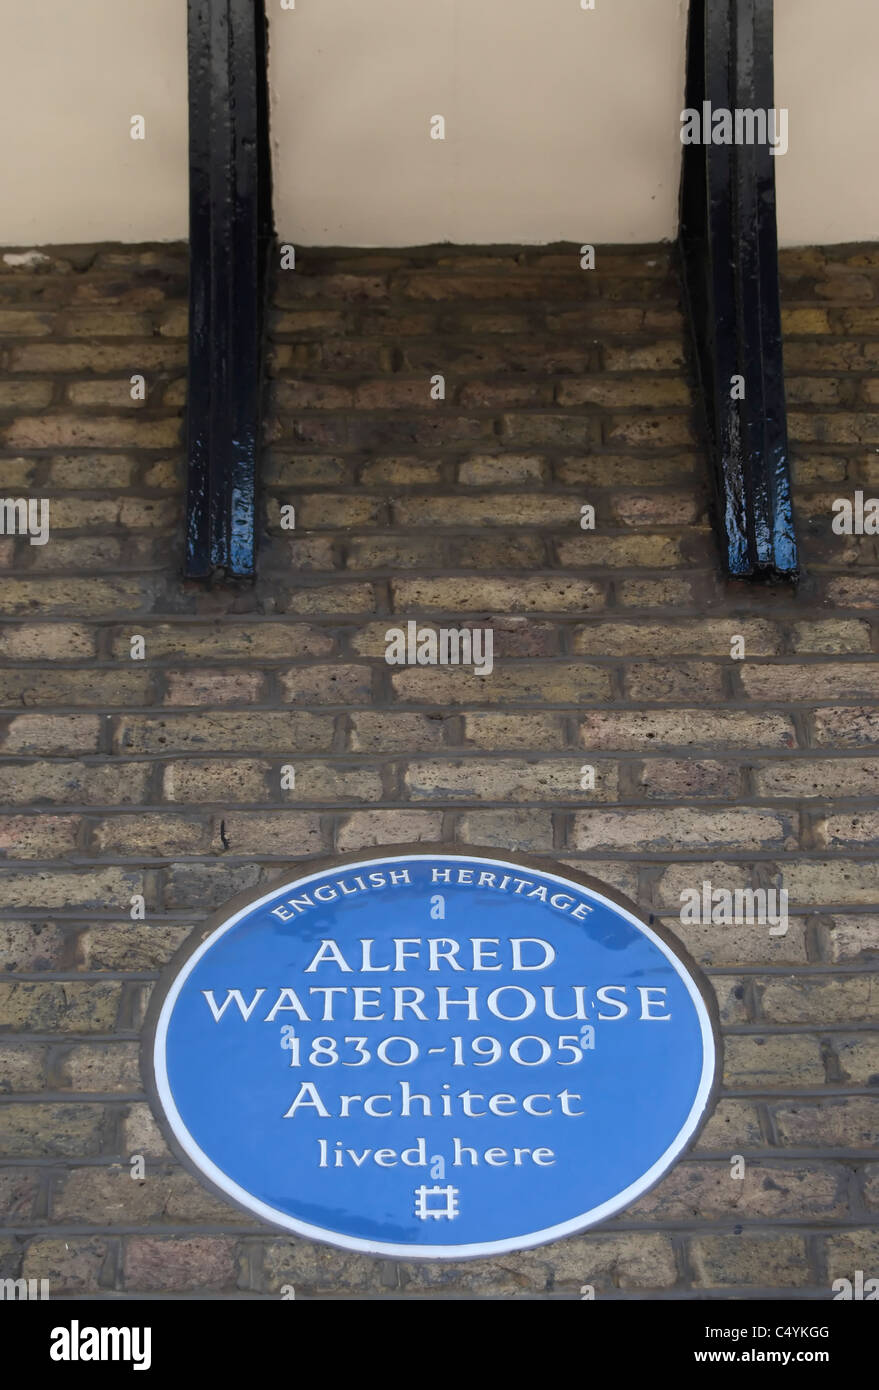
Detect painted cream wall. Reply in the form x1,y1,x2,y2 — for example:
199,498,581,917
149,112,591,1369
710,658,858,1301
0,0,187,245
268,0,688,246
0,0,878,248
775,0,879,246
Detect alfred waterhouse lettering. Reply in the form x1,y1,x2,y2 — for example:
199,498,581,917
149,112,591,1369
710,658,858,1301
149,852,717,1258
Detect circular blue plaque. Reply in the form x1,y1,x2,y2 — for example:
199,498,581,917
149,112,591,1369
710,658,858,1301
147,850,719,1258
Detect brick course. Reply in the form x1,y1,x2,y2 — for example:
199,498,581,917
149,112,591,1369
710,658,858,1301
0,241,877,1298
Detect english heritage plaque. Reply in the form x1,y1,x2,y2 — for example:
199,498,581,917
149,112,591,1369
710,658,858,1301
146,849,719,1258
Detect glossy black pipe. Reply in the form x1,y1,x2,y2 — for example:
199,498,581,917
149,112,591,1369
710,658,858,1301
679,0,798,578
185,0,272,580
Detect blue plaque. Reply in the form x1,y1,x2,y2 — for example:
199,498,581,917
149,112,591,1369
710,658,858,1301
147,850,719,1258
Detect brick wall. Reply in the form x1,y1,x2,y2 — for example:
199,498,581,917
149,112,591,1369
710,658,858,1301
0,241,876,1298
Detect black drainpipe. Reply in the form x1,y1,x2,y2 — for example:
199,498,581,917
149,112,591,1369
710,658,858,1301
184,0,273,581
679,0,798,579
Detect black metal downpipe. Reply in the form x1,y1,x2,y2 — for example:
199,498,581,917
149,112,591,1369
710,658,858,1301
680,0,798,579
185,0,273,580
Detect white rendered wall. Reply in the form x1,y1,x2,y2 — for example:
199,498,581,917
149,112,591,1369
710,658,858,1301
1,0,878,248
0,0,188,245
268,0,688,246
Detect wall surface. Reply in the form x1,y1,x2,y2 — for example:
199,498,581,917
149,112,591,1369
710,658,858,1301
775,0,879,246
0,240,877,1296
0,1,188,245
268,0,688,246
2,1,878,248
